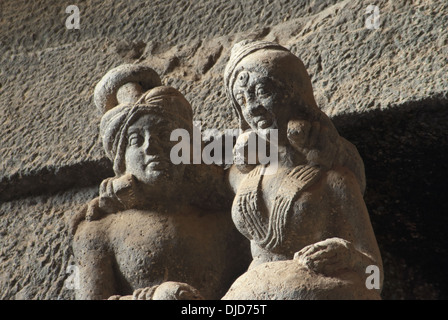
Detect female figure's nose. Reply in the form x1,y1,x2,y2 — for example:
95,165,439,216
246,98,264,116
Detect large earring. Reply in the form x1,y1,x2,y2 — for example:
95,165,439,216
237,71,249,87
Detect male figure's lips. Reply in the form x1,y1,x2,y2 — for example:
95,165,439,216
146,161,170,170
145,156,165,163
145,157,170,167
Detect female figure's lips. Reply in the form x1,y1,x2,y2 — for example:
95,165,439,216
258,119,272,129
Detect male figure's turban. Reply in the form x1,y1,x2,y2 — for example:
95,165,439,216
100,86,193,176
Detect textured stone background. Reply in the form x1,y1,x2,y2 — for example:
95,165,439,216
0,0,447,299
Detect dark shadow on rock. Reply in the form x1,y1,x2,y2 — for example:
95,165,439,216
332,95,448,299
0,158,114,203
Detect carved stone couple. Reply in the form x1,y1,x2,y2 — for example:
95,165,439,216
71,40,383,300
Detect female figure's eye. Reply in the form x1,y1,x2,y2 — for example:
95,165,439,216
256,85,270,98
128,133,143,147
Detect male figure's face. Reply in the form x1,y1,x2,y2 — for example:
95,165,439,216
124,113,185,186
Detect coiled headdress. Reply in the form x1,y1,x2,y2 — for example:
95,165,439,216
95,64,193,176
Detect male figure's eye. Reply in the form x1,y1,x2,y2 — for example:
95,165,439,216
159,128,172,141
128,133,143,146
162,123,174,134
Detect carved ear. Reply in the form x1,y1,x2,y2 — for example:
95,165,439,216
287,119,311,149
94,64,162,114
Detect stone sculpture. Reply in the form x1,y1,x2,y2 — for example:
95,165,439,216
221,40,383,299
70,64,250,300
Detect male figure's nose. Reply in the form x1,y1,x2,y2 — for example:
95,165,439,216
143,133,153,153
144,133,163,155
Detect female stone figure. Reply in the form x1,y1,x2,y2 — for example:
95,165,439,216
222,40,383,299
71,64,249,300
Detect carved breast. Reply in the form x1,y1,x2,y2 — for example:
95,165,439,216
232,164,326,256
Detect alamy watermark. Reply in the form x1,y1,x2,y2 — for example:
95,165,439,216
65,5,80,29
365,5,380,30
64,263,80,290
365,265,381,290
170,122,279,175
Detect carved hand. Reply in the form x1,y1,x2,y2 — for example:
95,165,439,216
293,237,363,277
111,173,138,206
84,174,138,221
132,282,204,300
132,286,159,300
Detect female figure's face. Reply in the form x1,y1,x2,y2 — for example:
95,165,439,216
232,67,292,147
124,113,184,186
229,49,316,147
232,70,279,132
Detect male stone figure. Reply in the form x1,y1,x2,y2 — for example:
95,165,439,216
222,40,383,299
70,64,249,300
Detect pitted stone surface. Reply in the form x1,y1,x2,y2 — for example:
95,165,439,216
0,187,98,300
1,0,447,299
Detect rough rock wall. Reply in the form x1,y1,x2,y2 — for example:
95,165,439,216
0,0,447,299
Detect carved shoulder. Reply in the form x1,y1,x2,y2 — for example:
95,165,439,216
325,166,364,201
324,167,383,277
72,214,110,252
226,164,248,194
